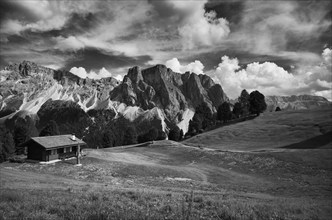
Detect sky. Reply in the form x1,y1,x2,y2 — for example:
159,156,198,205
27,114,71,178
0,0,331,100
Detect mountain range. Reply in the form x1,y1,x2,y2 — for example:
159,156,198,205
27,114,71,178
0,61,330,134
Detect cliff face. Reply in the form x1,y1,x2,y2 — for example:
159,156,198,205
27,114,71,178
265,95,331,111
0,61,228,133
111,64,228,124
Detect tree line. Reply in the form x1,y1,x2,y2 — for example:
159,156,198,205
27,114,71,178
0,109,167,162
184,89,267,137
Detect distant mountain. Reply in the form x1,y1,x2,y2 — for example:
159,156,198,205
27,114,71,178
0,61,228,134
265,95,331,111
0,60,120,114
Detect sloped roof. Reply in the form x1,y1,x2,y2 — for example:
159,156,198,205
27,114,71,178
30,135,86,149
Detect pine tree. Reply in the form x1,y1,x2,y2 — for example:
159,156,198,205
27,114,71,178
238,89,250,116
168,126,181,141
40,120,60,136
179,129,184,140
188,114,203,135
102,131,115,148
138,127,159,143
232,102,242,118
249,90,267,116
3,132,15,156
123,126,137,145
217,102,232,123
14,124,29,154
0,130,15,162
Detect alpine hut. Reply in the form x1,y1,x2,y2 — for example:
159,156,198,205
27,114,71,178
25,135,86,163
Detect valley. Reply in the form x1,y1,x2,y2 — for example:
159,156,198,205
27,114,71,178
1,108,332,219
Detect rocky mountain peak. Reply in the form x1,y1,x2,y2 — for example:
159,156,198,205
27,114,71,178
111,64,229,124
127,66,143,83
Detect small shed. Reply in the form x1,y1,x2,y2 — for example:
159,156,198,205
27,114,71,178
25,135,86,162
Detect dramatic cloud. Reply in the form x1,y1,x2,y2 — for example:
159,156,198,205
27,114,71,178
209,48,332,100
69,67,112,80
169,0,230,50
228,1,331,63
165,58,204,74
0,19,25,36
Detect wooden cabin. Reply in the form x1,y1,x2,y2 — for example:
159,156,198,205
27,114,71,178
25,135,86,162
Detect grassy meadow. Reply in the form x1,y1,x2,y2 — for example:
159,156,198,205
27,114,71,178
183,108,332,151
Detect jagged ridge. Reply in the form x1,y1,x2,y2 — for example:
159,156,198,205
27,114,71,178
265,95,331,111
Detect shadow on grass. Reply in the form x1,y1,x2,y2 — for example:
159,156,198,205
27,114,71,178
281,131,332,149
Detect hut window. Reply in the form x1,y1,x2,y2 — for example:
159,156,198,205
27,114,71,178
65,147,71,153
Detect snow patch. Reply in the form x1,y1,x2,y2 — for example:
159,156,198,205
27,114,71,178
177,108,195,134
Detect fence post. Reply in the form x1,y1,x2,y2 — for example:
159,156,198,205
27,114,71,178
77,144,80,165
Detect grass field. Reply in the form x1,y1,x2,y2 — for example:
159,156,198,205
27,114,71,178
183,108,332,151
1,108,332,219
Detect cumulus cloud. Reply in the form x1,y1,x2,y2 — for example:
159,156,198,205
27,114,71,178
114,74,123,82
209,56,298,99
209,48,332,100
170,0,230,50
69,67,87,78
165,58,204,74
322,48,332,64
69,67,113,80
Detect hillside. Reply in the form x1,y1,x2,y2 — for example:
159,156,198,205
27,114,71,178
183,107,332,151
1,108,332,219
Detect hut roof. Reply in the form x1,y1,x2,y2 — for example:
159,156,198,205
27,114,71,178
29,135,86,149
